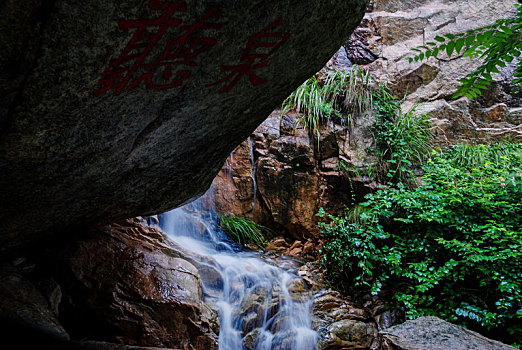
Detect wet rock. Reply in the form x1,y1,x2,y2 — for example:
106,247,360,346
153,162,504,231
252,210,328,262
73,340,179,349
257,155,322,238
0,0,368,252
271,329,317,350
211,139,257,219
298,262,327,291
242,328,260,350
37,278,62,316
210,105,361,241
379,316,517,350
57,219,219,349
242,312,260,334
286,278,312,302
372,305,402,332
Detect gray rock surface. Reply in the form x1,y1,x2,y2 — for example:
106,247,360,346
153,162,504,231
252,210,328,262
379,316,517,350
340,0,521,145
0,0,368,251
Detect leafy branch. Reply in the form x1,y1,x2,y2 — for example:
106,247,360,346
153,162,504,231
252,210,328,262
408,2,522,99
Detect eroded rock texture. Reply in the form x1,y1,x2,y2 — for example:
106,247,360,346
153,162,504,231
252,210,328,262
209,110,373,240
339,0,521,145
208,0,521,241
0,0,368,251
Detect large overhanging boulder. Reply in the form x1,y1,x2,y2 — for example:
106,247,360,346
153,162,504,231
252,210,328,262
0,0,367,250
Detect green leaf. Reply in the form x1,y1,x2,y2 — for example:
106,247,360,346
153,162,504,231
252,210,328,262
455,38,465,53
435,36,446,42
502,54,514,62
465,35,476,47
446,41,456,57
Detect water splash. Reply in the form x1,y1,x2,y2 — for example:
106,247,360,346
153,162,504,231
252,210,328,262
159,199,317,350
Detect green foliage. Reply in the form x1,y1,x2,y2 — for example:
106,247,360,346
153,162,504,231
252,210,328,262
408,2,522,99
219,214,269,248
372,85,432,183
281,66,372,139
319,143,522,345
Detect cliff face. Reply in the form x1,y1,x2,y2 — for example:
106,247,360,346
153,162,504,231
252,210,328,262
0,0,368,251
343,0,521,144
210,0,521,240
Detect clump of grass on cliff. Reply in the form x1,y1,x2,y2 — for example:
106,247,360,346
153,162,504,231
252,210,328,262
281,66,372,139
282,69,432,184
219,214,269,249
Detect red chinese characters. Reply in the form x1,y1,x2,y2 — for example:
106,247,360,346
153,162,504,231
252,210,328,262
207,18,290,93
94,0,221,96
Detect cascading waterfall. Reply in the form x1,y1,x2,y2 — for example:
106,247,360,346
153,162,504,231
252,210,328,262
159,198,317,350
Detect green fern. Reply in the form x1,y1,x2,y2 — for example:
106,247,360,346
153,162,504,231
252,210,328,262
408,2,522,99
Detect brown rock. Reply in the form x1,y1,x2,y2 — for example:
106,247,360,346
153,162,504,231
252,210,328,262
257,156,321,238
347,0,521,145
265,237,290,252
57,219,218,349
302,239,315,256
0,266,70,344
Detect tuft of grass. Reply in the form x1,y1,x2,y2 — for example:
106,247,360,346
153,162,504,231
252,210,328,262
444,142,522,169
281,66,373,140
219,214,269,249
344,204,376,226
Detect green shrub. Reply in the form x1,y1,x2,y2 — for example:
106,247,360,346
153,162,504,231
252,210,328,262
219,214,269,248
319,143,522,345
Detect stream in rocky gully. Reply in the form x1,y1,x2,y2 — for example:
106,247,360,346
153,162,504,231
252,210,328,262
158,197,318,350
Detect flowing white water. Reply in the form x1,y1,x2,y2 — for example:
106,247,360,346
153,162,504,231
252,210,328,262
159,200,317,350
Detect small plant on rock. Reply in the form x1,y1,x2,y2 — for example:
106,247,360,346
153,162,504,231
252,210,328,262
219,214,269,249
